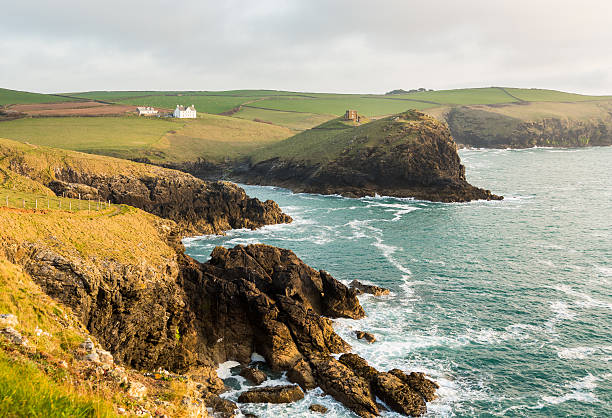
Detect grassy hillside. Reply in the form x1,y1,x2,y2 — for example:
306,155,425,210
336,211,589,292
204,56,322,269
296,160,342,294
0,117,181,158
0,114,292,164
0,258,118,418
0,88,74,106
251,113,413,165
149,113,292,163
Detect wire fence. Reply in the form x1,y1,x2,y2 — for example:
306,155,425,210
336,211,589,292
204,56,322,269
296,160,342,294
1,191,113,213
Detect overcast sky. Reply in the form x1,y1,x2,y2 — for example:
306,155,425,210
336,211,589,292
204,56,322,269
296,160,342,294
2,0,611,95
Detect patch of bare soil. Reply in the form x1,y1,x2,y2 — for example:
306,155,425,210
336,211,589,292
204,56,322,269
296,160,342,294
7,101,138,116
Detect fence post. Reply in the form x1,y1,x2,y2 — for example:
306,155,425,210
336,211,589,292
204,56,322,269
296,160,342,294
35,199,38,209
5,196,7,207
69,201,72,211
23,199,25,208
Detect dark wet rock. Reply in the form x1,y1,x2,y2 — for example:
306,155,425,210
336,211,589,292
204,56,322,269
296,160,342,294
374,372,427,417
349,280,390,296
310,355,378,417
388,369,439,402
240,367,267,385
287,358,317,390
340,353,432,417
355,331,377,343
237,384,304,404
309,404,329,413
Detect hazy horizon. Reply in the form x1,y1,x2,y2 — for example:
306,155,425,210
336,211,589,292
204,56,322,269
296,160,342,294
2,0,611,95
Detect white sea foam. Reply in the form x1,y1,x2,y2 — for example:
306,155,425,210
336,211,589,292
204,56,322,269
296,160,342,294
542,375,600,405
557,346,598,360
250,352,266,363
556,284,612,312
216,360,240,379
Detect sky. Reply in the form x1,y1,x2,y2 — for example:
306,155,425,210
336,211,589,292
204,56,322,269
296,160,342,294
2,0,612,95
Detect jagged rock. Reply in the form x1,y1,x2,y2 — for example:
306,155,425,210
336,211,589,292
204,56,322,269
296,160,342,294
240,367,267,385
309,356,378,417
349,280,390,296
287,358,316,390
80,338,95,352
237,385,304,404
355,331,376,343
202,392,237,417
388,369,439,402
0,313,18,328
127,381,148,399
338,354,378,383
340,354,432,417
309,404,329,413
0,327,28,346
374,372,426,417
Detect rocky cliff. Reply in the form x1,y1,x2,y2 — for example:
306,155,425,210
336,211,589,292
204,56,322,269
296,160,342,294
239,111,501,202
1,208,439,416
444,103,612,148
0,138,291,234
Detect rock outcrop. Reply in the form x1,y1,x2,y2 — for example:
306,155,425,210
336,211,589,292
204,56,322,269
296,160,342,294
445,104,612,148
350,280,390,296
3,236,438,416
238,385,304,404
238,111,502,202
0,138,291,235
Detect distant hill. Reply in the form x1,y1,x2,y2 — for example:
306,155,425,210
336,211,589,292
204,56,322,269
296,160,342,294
0,88,75,106
2,86,611,155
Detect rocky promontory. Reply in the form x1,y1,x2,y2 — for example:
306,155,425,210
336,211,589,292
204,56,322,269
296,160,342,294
0,137,291,234
238,111,502,202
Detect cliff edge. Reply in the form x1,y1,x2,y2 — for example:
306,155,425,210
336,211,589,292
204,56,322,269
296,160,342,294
241,111,502,202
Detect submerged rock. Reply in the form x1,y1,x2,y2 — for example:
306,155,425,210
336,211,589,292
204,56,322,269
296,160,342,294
237,385,304,404
355,331,377,344
309,404,329,413
349,280,390,296
240,367,267,385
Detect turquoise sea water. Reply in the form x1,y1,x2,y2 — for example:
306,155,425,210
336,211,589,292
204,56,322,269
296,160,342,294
184,147,612,417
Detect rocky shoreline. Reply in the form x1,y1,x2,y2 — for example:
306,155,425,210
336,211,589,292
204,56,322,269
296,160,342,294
0,136,443,415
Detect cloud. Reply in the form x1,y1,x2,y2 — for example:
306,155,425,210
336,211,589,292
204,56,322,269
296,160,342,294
1,0,611,94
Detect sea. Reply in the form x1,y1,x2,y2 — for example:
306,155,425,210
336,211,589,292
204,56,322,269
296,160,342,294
183,146,612,417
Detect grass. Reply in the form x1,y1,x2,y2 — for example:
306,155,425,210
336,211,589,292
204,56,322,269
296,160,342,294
149,113,293,163
503,88,612,102
0,117,182,158
251,112,423,165
0,88,74,106
246,96,435,116
0,350,115,418
116,95,254,114
233,106,336,131
0,257,116,417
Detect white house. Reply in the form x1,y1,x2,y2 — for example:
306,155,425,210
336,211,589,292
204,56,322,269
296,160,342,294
136,106,158,116
173,104,197,118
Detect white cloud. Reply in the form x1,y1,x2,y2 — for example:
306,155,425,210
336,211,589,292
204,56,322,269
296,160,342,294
1,0,611,94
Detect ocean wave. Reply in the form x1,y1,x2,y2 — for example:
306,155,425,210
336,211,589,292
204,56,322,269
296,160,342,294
541,375,600,405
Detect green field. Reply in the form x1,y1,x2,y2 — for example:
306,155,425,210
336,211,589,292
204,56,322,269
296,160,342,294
0,117,182,158
233,106,336,130
503,88,612,102
0,113,292,164
149,113,292,163
0,88,74,106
